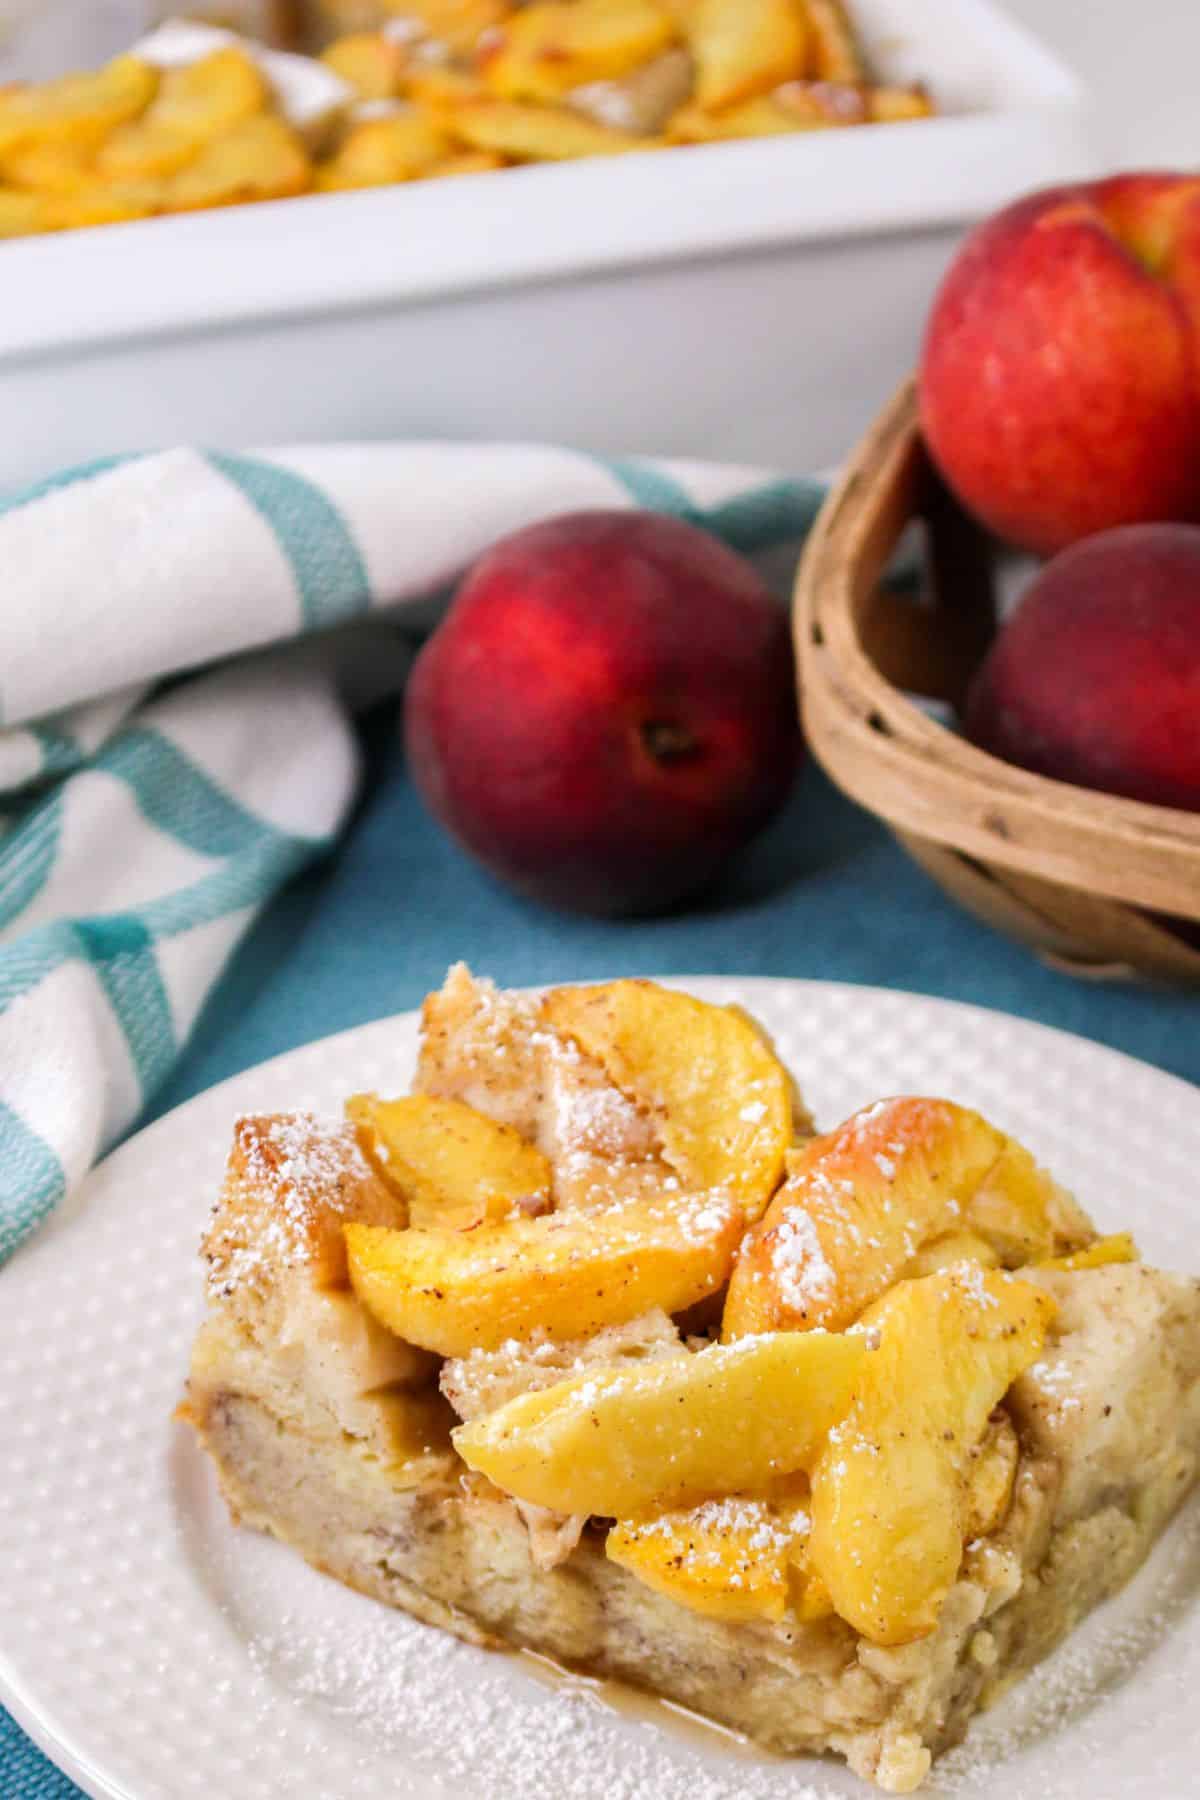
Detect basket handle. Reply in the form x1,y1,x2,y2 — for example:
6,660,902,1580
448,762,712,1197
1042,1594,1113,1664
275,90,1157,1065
795,379,1200,923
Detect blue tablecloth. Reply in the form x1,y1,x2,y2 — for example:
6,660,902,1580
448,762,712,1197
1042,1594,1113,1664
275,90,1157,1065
4,707,1198,1797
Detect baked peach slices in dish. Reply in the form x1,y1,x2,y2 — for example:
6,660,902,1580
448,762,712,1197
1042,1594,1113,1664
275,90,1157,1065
181,968,1200,1793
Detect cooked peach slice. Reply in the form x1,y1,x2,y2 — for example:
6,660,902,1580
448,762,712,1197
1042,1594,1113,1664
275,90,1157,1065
0,55,157,155
47,179,164,228
321,32,410,100
805,0,866,82
405,66,490,112
2,136,95,192
904,1228,1000,1278
168,115,311,211
346,1092,552,1228
447,99,650,159
398,0,513,55
96,49,268,180
867,84,933,123
722,1098,1084,1338
315,112,452,189
667,94,836,142
346,1188,741,1355
809,1268,1055,1645
686,0,808,111
541,980,796,1221
793,1560,835,1623
453,1328,865,1515
1040,1230,1137,1273
483,1,677,103
424,151,506,176
963,1137,1072,1265
607,1485,815,1622
0,186,56,235
668,76,871,142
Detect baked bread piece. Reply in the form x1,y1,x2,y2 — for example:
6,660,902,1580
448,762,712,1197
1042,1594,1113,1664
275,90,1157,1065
181,970,1200,1793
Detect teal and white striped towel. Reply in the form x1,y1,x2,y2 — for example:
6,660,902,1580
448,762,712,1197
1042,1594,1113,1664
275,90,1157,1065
0,443,824,1267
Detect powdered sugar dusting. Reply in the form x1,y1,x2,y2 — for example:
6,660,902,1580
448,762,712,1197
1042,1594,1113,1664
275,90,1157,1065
933,1493,1200,1794
442,1311,683,1422
231,1473,1200,1800
631,1495,802,1572
952,1258,1004,1310
205,1113,376,1297
248,1602,831,1800
242,1112,362,1201
194,1433,1200,1800
769,1207,837,1313
1023,1351,1084,1416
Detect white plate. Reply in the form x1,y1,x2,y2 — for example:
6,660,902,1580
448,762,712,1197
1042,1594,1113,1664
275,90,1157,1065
2,977,1198,1800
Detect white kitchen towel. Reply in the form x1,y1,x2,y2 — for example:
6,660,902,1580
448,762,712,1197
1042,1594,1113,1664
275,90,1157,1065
0,442,825,1264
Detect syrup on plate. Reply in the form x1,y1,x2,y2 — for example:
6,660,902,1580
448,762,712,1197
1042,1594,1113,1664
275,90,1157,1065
518,1648,785,1762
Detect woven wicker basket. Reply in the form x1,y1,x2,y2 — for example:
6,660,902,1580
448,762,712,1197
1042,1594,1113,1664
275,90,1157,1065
793,379,1200,984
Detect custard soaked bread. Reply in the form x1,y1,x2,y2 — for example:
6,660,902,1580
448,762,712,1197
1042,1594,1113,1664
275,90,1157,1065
182,968,1200,1792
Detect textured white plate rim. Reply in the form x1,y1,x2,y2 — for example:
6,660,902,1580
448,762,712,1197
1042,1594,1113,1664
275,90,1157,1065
2,974,1199,1800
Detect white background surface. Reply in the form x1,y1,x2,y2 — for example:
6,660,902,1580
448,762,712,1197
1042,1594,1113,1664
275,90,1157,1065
1006,0,1199,166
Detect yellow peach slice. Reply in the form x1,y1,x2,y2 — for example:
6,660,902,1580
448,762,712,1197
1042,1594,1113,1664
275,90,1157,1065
542,979,796,1221
805,0,866,82
347,1092,551,1229
2,136,95,192
321,33,410,101
866,84,934,124
389,0,513,55
809,1268,1055,1645
315,112,452,189
97,49,268,180
47,179,164,228
1040,1230,1137,1273
723,1097,1083,1338
447,99,651,159
666,93,839,142
607,1485,814,1622
0,185,58,234
686,0,808,111
346,1187,741,1355
167,115,311,212
483,1,677,103
454,1327,866,1515
904,1228,1001,1278
0,55,157,155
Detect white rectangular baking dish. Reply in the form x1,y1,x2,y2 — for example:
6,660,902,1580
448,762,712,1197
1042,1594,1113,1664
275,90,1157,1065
0,0,1093,486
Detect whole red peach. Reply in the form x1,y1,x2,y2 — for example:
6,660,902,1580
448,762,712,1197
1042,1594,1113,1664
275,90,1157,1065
920,173,1200,556
965,523,1200,810
405,510,801,914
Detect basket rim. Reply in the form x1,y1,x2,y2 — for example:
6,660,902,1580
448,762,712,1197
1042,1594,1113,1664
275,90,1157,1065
793,378,1200,923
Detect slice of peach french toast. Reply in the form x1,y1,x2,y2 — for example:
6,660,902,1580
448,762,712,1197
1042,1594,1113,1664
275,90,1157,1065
181,967,1200,1793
